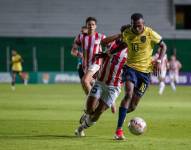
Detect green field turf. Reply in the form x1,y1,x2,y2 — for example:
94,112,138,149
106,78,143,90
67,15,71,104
0,84,191,150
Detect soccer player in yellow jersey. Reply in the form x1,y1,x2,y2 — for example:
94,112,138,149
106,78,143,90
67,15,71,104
11,50,27,90
103,13,167,140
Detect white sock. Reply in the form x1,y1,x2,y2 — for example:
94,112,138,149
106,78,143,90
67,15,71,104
159,82,165,95
170,81,176,91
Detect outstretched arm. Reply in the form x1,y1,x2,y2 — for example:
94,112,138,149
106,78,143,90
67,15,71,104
101,34,121,47
71,43,83,58
107,42,127,55
153,41,167,76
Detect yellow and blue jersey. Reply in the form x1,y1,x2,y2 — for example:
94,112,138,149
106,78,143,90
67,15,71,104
12,54,22,72
122,26,162,73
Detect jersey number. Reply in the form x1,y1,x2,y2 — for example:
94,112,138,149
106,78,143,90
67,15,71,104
132,43,139,52
139,83,147,93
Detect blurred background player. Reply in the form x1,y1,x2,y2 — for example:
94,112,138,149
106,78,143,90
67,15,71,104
153,49,168,95
168,55,182,91
75,25,128,137
104,13,167,140
71,17,106,95
11,50,27,90
71,26,88,93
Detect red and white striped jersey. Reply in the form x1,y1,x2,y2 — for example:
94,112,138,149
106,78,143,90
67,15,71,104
74,32,106,72
98,41,128,87
169,59,181,74
153,53,168,71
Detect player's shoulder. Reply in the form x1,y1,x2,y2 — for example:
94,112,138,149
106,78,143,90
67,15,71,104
145,26,160,34
16,54,21,58
123,26,132,35
144,26,154,34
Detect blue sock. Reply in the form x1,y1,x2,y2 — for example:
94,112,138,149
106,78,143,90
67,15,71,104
117,107,128,129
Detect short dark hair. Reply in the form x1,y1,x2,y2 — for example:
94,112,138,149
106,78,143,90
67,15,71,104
131,13,143,21
86,17,97,24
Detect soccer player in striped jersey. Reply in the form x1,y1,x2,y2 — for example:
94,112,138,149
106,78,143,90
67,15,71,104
11,50,27,90
71,17,106,95
103,13,167,140
74,26,128,137
168,55,182,91
71,26,88,93
153,49,168,95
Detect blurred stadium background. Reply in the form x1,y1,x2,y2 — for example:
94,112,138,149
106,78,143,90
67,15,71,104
0,0,191,84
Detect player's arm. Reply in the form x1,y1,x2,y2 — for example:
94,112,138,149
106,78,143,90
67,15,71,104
12,56,23,63
108,42,127,55
71,43,83,58
95,42,127,59
153,40,167,76
101,34,121,47
71,35,83,58
156,41,167,62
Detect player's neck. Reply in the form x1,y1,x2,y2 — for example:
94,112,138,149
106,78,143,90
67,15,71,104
88,30,96,36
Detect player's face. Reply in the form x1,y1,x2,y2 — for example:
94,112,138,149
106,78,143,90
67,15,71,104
86,20,97,32
171,56,176,61
131,18,144,34
12,51,17,56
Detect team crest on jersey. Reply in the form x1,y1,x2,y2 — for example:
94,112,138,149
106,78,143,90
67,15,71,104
140,36,146,43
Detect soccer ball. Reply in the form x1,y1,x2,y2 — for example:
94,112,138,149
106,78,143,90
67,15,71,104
128,117,147,135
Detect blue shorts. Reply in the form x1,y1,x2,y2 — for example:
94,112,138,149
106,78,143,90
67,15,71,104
122,65,151,97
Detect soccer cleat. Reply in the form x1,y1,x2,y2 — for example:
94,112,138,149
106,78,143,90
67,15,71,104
75,128,85,137
114,128,126,140
79,113,88,124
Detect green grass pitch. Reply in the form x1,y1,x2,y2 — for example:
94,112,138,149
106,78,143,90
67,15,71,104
0,84,191,150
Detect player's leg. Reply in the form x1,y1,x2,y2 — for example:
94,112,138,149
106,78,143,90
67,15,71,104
114,66,136,140
77,64,87,94
128,72,150,112
127,94,141,113
169,72,176,91
82,71,94,95
114,80,134,140
88,99,109,122
75,82,101,136
75,95,98,137
158,70,166,95
18,72,28,85
82,64,100,95
11,71,16,90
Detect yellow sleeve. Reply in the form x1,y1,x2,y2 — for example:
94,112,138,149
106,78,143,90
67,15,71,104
122,28,129,44
150,29,162,44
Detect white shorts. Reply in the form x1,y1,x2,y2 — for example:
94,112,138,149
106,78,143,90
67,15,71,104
87,64,100,75
169,71,179,83
159,69,167,79
89,81,121,107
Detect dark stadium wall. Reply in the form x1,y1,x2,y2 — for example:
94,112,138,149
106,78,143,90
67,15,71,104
0,37,190,72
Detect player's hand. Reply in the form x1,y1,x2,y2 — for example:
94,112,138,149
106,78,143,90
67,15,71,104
94,52,108,59
153,61,161,77
77,51,83,58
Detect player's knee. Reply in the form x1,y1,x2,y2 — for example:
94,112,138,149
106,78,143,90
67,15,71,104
124,93,133,101
82,76,90,85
